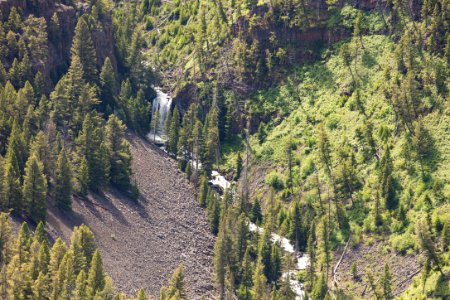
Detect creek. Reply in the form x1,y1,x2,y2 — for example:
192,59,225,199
209,172,309,300
148,88,309,299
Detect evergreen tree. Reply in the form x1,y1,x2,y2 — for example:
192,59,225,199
379,146,397,210
75,269,87,300
99,57,116,112
77,157,89,197
381,263,393,300
177,126,189,170
19,53,32,85
6,255,27,299
54,148,72,211
412,122,436,175
307,222,316,290
2,150,22,211
23,154,47,223
317,124,332,176
276,278,296,300
137,288,149,300
33,271,50,299
207,191,220,235
29,131,51,178
76,113,109,191
70,225,97,275
75,84,100,130
151,106,161,142
15,222,32,264
320,219,330,280
238,247,252,300
235,213,248,262
168,107,180,157
235,152,243,180
49,13,61,43
310,272,328,300
71,17,97,83
270,243,282,283
32,71,45,98
205,106,220,172
50,75,71,129
251,261,268,300
86,250,105,299
258,227,273,283
442,221,450,252
160,265,186,300
351,262,358,280
250,200,262,224
214,217,233,299
105,115,132,191
197,175,208,207
7,120,28,173
49,238,67,281
34,222,47,245
24,16,48,67
353,12,364,48
9,58,22,88
416,218,444,276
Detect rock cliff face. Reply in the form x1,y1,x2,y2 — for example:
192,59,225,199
173,0,399,116
229,0,386,66
0,0,117,87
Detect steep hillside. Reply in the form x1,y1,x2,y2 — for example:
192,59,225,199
45,134,215,299
0,0,448,299
126,0,449,299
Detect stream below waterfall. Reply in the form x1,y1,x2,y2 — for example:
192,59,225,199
147,88,309,299
209,172,309,300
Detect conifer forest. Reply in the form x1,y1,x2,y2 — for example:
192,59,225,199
0,0,448,299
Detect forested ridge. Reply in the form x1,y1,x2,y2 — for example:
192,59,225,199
0,0,449,299
0,0,184,299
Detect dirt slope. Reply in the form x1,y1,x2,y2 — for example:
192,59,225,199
45,134,215,299
333,239,421,298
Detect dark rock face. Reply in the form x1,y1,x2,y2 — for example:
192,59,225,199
172,83,199,116
0,0,117,88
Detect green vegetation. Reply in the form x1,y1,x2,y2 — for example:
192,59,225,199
0,0,448,298
0,0,150,223
0,213,137,299
125,0,450,298
0,212,186,299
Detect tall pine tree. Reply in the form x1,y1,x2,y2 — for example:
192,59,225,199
105,115,132,191
23,154,47,223
71,17,97,83
54,148,72,211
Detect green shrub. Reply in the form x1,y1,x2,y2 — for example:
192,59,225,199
265,171,285,191
350,262,358,279
389,232,416,255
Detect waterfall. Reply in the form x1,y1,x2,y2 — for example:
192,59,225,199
148,87,172,144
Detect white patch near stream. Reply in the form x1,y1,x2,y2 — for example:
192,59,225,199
148,88,309,299
212,172,309,299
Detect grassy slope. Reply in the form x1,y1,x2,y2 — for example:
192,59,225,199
223,34,449,297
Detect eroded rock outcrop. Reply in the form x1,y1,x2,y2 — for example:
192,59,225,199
0,0,117,88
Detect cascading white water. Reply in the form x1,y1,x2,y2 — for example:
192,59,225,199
209,171,309,300
148,87,172,144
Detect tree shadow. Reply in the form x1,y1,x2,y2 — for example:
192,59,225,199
105,187,152,223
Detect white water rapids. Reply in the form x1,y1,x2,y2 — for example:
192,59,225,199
147,89,309,299
209,172,309,299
